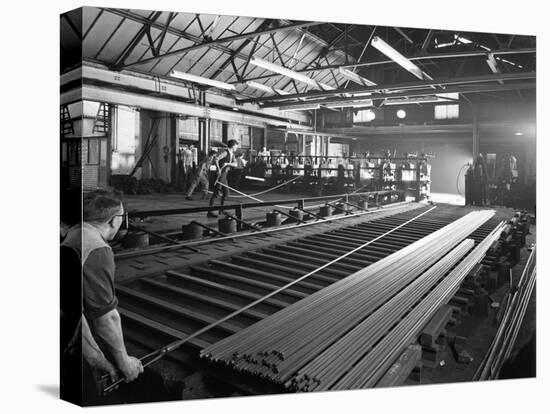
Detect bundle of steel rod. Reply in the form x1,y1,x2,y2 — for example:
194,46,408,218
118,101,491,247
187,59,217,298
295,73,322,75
200,210,496,387
288,238,474,391
474,245,536,380
324,221,505,390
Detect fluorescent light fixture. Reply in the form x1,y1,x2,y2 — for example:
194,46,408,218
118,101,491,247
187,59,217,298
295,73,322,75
486,54,500,73
396,109,407,119
486,54,504,85
497,56,523,69
275,88,291,95
456,35,472,44
170,70,236,90
384,93,459,106
371,36,433,81
278,103,321,111
324,99,374,109
338,67,377,87
384,96,439,105
514,132,524,136
251,57,335,91
245,81,277,94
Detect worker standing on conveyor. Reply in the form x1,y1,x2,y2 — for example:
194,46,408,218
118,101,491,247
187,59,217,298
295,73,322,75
207,139,240,217
185,150,217,201
61,190,143,403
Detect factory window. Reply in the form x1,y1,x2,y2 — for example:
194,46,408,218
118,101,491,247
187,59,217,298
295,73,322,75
434,104,459,120
353,109,376,123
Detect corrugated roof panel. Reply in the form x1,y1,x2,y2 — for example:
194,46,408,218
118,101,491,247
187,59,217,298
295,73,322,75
224,17,262,37
194,13,218,33
82,7,102,38
82,12,124,58
165,12,195,32
199,50,229,78
209,15,239,39
286,43,318,69
143,54,183,76
177,16,204,38
249,34,274,55
193,49,228,76
126,35,192,74
121,26,162,67
96,19,143,62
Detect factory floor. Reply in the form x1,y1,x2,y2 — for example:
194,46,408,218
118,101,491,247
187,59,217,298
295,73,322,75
111,194,536,403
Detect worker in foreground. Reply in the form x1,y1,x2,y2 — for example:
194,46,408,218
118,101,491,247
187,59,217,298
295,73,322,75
207,139,240,217
61,189,143,404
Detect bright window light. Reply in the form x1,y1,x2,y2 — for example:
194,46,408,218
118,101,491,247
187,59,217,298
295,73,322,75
353,109,376,123
434,104,459,120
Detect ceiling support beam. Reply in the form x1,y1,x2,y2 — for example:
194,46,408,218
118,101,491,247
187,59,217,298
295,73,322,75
119,17,323,68
344,26,377,89
241,36,260,79
155,12,176,57
211,19,273,81
394,27,413,44
113,11,163,68
103,9,294,70
259,81,536,109
421,30,433,52
239,71,535,104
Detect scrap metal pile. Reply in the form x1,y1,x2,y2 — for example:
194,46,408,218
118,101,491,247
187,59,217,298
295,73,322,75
201,210,504,391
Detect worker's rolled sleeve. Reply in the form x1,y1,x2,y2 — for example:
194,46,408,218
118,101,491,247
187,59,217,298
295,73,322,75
83,247,118,320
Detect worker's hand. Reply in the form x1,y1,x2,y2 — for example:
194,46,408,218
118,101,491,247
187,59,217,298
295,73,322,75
118,355,144,383
91,357,119,393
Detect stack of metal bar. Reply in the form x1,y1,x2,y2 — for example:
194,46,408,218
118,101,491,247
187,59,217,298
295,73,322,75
474,245,536,380
201,210,500,391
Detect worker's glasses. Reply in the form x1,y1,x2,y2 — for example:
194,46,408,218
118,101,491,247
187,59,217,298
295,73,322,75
112,212,129,229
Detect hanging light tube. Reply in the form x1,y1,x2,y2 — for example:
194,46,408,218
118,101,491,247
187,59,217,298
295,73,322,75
251,57,335,91
371,36,433,81
486,53,504,85
278,103,321,111
324,99,374,109
170,70,236,90
338,67,377,87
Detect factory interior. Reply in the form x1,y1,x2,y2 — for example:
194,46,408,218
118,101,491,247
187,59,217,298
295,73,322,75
59,5,537,406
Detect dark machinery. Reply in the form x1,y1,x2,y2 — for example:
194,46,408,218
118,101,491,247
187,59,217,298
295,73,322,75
466,154,520,207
